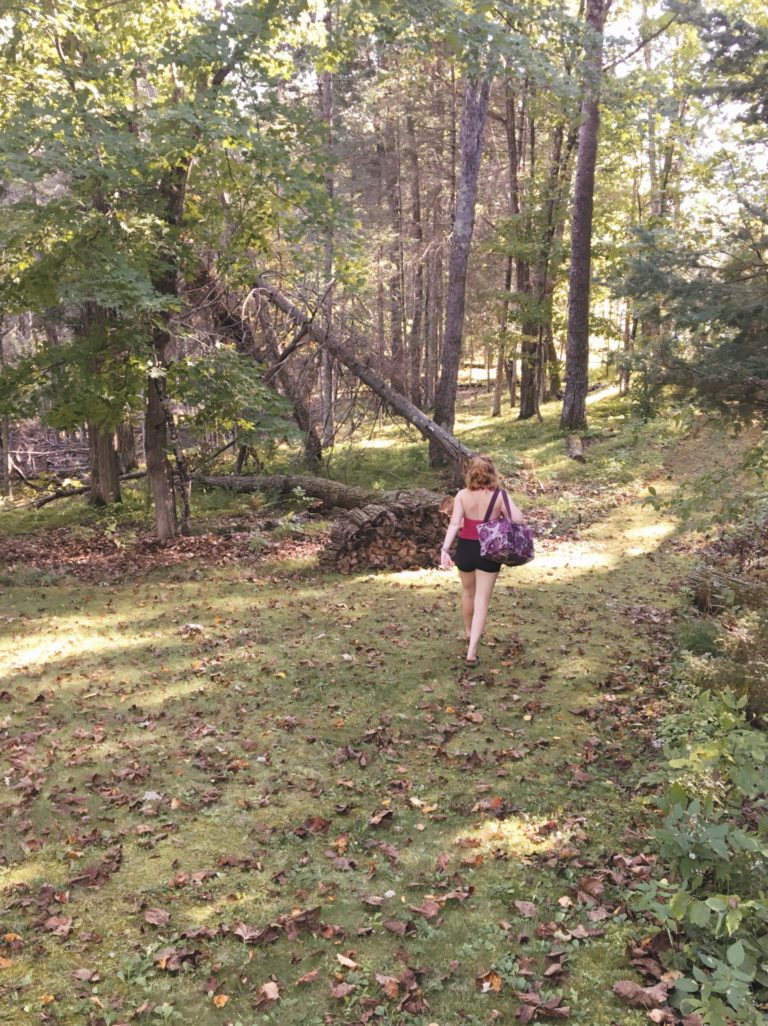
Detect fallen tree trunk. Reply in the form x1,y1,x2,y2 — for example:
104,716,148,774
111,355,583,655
253,276,473,474
690,567,768,613
30,471,147,509
321,488,448,573
194,473,379,511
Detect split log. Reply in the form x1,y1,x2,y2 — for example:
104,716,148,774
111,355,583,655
321,488,448,574
194,473,378,511
690,567,768,613
566,435,587,462
253,276,473,475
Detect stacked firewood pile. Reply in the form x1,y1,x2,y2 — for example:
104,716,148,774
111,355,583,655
321,488,449,574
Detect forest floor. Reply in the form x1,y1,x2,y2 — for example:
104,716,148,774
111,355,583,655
0,393,753,1026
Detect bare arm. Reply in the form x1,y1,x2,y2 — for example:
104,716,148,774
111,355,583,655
440,492,464,568
494,490,524,524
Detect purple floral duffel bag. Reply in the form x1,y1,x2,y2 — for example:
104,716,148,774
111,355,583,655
476,488,534,567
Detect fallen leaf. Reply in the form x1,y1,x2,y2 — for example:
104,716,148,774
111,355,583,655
296,969,320,985
254,980,280,1009
514,900,537,918
612,980,669,1009
143,908,170,927
44,915,73,937
477,969,503,993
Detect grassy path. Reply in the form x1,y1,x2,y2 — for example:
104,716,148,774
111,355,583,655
1,439,700,1026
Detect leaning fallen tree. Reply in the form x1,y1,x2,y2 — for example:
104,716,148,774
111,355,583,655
253,276,473,473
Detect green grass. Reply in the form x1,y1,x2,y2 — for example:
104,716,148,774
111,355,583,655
0,391,704,1025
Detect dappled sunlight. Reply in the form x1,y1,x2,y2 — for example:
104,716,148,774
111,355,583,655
528,545,618,576
453,813,576,860
1,625,151,673
620,518,676,555
358,437,397,450
586,385,620,406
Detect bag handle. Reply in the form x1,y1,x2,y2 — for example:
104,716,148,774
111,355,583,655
482,487,513,522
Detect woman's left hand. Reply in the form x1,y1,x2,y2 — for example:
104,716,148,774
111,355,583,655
440,548,454,569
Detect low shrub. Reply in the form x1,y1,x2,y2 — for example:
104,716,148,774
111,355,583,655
635,689,768,1025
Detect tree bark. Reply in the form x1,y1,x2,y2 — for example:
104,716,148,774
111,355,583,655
255,302,322,466
493,254,514,417
319,11,335,448
0,318,11,500
254,277,472,470
560,0,612,433
145,357,178,540
116,421,137,474
87,422,122,505
430,76,491,465
404,113,424,408
195,473,379,510
382,117,407,396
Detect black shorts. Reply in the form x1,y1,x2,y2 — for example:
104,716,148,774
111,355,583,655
454,538,501,574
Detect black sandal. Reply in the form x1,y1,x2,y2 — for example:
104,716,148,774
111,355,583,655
465,656,480,668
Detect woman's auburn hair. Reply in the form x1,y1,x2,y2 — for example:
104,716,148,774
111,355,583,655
464,455,500,490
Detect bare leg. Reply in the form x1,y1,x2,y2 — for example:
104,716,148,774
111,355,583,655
458,570,476,639
467,570,498,661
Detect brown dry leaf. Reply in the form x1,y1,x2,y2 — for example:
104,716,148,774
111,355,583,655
336,953,359,970
143,908,170,927
383,919,409,936
477,969,503,993
648,1010,677,1024
612,980,669,1009
44,915,73,937
408,897,440,919
331,980,356,999
72,967,99,983
0,956,13,969
296,969,320,986
254,980,280,1009
375,973,401,999
212,994,229,1008
369,809,394,827
513,900,537,919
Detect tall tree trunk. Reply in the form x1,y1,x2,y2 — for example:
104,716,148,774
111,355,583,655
515,99,542,422
87,423,122,505
381,118,407,396
0,318,11,500
319,10,335,448
116,421,137,474
405,114,424,408
430,76,491,465
145,344,178,540
493,254,514,417
560,0,612,433
257,304,322,466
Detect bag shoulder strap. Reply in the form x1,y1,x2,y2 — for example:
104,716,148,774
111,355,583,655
483,487,504,522
500,489,513,519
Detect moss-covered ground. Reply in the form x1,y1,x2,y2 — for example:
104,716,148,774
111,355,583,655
0,390,740,1025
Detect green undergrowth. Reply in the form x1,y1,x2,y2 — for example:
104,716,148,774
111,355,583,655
633,685,768,1025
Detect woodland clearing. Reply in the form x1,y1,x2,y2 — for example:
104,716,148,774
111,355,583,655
2,392,759,1026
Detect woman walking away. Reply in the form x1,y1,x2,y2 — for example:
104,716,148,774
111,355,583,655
440,455,524,668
